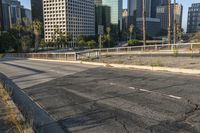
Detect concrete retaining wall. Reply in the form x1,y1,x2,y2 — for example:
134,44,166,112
0,73,67,133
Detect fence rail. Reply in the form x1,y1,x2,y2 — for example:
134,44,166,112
95,43,200,55
6,50,100,61
6,43,200,61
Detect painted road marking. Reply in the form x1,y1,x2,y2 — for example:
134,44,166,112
129,87,136,90
139,89,152,93
110,82,117,85
110,82,182,100
167,95,182,100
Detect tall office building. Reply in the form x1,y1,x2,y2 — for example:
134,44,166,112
151,0,168,18
21,7,32,23
122,9,128,31
1,0,30,31
43,0,95,46
31,0,43,22
136,0,152,18
136,0,168,18
10,0,21,24
136,18,161,37
95,5,111,34
171,3,183,30
156,3,183,33
102,0,123,32
95,0,102,6
1,0,11,31
2,0,22,31
187,3,200,33
156,5,168,30
0,0,3,31
128,0,137,26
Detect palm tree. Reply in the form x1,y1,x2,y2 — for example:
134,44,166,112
142,0,146,48
168,0,171,47
173,0,176,47
32,20,42,52
12,19,22,37
129,24,134,40
106,27,111,48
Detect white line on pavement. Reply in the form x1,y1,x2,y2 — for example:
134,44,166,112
109,82,182,101
129,87,136,90
167,95,182,100
110,82,117,85
139,89,152,93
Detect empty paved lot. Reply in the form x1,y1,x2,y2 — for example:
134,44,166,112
0,58,200,133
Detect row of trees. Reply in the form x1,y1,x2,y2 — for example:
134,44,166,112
0,18,42,53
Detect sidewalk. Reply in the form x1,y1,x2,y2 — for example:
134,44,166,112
25,57,200,75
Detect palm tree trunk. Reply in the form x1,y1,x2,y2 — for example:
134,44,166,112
168,0,171,47
173,0,176,48
35,33,39,52
142,0,146,49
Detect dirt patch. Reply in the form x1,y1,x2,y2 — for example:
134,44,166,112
91,55,200,70
0,83,34,133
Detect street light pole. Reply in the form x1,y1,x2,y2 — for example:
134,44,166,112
142,0,146,49
168,0,171,48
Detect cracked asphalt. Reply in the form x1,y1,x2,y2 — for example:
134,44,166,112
0,58,200,133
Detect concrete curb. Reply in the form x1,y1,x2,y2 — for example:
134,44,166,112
26,58,200,75
0,73,67,133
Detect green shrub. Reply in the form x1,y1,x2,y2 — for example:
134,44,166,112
128,39,140,46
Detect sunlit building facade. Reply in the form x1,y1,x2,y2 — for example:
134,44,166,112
43,0,95,46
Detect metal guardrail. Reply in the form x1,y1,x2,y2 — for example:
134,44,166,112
6,43,200,61
6,50,100,61
93,43,200,54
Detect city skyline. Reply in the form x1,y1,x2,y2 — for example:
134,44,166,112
20,0,200,31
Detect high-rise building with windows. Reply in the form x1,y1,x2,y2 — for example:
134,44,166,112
122,9,128,32
0,0,3,31
156,3,183,35
95,5,111,34
135,0,168,18
1,0,11,31
95,0,102,6
0,0,31,31
102,0,123,32
187,3,200,33
128,0,166,31
1,0,22,31
43,0,95,46
10,0,21,24
156,5,168,31
31,0,43,22
128,0,137,26
21,7,32,23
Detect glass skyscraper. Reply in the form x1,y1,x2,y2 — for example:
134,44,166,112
0,0,3,31
102,0,122,31
187,3,200,33
31,0,43,22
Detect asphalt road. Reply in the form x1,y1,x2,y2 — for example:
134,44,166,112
0,58,200,133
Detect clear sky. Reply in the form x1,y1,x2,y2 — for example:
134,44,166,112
20,0,200,31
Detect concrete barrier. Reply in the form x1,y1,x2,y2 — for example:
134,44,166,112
0,73,67,133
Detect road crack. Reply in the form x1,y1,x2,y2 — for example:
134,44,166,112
177,99,200,126
114,114,130,133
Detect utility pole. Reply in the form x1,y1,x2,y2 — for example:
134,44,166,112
142,0,146,49
173,0,177,49
168,0,171,48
